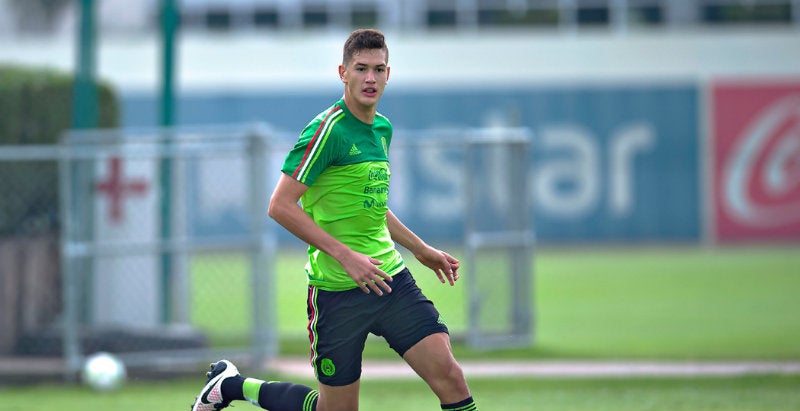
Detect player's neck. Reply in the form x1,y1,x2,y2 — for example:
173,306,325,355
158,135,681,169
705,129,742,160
343,95,376,124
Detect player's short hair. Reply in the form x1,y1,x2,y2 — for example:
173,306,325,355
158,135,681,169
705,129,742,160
342,29,388,66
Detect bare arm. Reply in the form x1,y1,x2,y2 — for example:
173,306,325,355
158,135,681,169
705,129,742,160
268,173,393,295
387,209,460,286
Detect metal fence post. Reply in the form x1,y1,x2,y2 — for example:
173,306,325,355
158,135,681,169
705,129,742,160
248,126,277,369
464,128,535,350
59,145,81,382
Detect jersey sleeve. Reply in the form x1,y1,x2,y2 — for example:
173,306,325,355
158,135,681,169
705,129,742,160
281,105,345,186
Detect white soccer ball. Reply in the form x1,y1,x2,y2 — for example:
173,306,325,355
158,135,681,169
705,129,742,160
82,352,127,391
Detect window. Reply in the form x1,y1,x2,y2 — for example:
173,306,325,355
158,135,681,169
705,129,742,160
352,6,378,27
428,9,457,27
702,3,792,24
254,8,279,28
206,8,232,30
577,6,609,25
630,5,663,25
303,6,328,27
478,7,560,27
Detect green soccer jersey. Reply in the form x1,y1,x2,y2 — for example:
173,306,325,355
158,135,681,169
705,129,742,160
281,99,406,291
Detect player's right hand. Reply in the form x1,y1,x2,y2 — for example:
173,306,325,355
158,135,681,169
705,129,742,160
340,252,393,295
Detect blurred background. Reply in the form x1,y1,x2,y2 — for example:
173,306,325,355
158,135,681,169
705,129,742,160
0,0,798,385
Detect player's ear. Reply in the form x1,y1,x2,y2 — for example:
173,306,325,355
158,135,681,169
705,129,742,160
338,65,346,83
386,66,390,82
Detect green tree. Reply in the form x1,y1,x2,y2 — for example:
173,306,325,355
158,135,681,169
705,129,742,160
0,64,118,236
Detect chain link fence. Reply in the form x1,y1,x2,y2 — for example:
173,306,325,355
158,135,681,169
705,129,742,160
0,125,534,381
0,146,63,362
1,125,283,380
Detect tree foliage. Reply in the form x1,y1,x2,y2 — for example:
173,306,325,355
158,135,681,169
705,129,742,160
0,65,118,236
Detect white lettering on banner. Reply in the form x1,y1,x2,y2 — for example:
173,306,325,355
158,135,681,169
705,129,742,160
535,125,600,217
724,95,800,227
609,123,656,216
406,122,657,222
535,123,657,219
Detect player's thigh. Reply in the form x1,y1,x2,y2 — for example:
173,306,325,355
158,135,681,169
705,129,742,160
309,286,376,386
316,380,360,411
373,270,448,356
402,332,457,378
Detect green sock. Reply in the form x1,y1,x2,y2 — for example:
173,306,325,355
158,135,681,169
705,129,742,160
242,377,318,411
242,378,266,406
441,396,478,411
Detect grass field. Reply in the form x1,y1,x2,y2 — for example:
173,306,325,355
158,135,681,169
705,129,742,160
3,374,800,411
3,245,799,410
193,245,800,360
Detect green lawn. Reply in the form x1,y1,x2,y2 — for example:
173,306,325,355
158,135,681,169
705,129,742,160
4,374,800,411
192,245,800,360
533,246,800,359
3,246,800,411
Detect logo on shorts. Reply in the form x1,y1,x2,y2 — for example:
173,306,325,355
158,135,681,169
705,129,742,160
320,358,336,377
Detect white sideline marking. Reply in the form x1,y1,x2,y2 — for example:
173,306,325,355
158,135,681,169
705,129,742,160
268,359,800,379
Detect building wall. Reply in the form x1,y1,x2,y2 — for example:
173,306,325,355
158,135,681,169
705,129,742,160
1,29,798,91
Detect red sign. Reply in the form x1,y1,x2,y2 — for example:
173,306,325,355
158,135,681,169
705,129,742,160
95,157,149,223
712,80,800,242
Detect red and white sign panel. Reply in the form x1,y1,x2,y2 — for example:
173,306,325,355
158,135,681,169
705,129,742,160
712,80,800,242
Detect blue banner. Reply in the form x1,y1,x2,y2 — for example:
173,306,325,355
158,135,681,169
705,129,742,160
123,85,701,243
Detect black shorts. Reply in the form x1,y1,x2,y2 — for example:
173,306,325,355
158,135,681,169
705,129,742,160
306,268,449,386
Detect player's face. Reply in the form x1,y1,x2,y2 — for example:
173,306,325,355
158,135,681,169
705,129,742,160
339,48,390,111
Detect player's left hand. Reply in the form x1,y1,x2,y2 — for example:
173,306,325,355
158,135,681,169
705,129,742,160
415,246,460,286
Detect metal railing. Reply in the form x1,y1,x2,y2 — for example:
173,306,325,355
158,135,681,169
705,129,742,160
0,124,280,380
1,124,536,381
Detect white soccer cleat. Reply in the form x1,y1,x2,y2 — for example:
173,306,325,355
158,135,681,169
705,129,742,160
191,360,241,411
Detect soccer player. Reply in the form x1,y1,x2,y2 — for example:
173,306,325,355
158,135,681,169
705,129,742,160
191,28,477,411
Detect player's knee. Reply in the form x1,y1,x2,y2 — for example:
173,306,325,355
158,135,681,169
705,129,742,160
435,358,467,388
449,361,467,386
427,361,471,404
